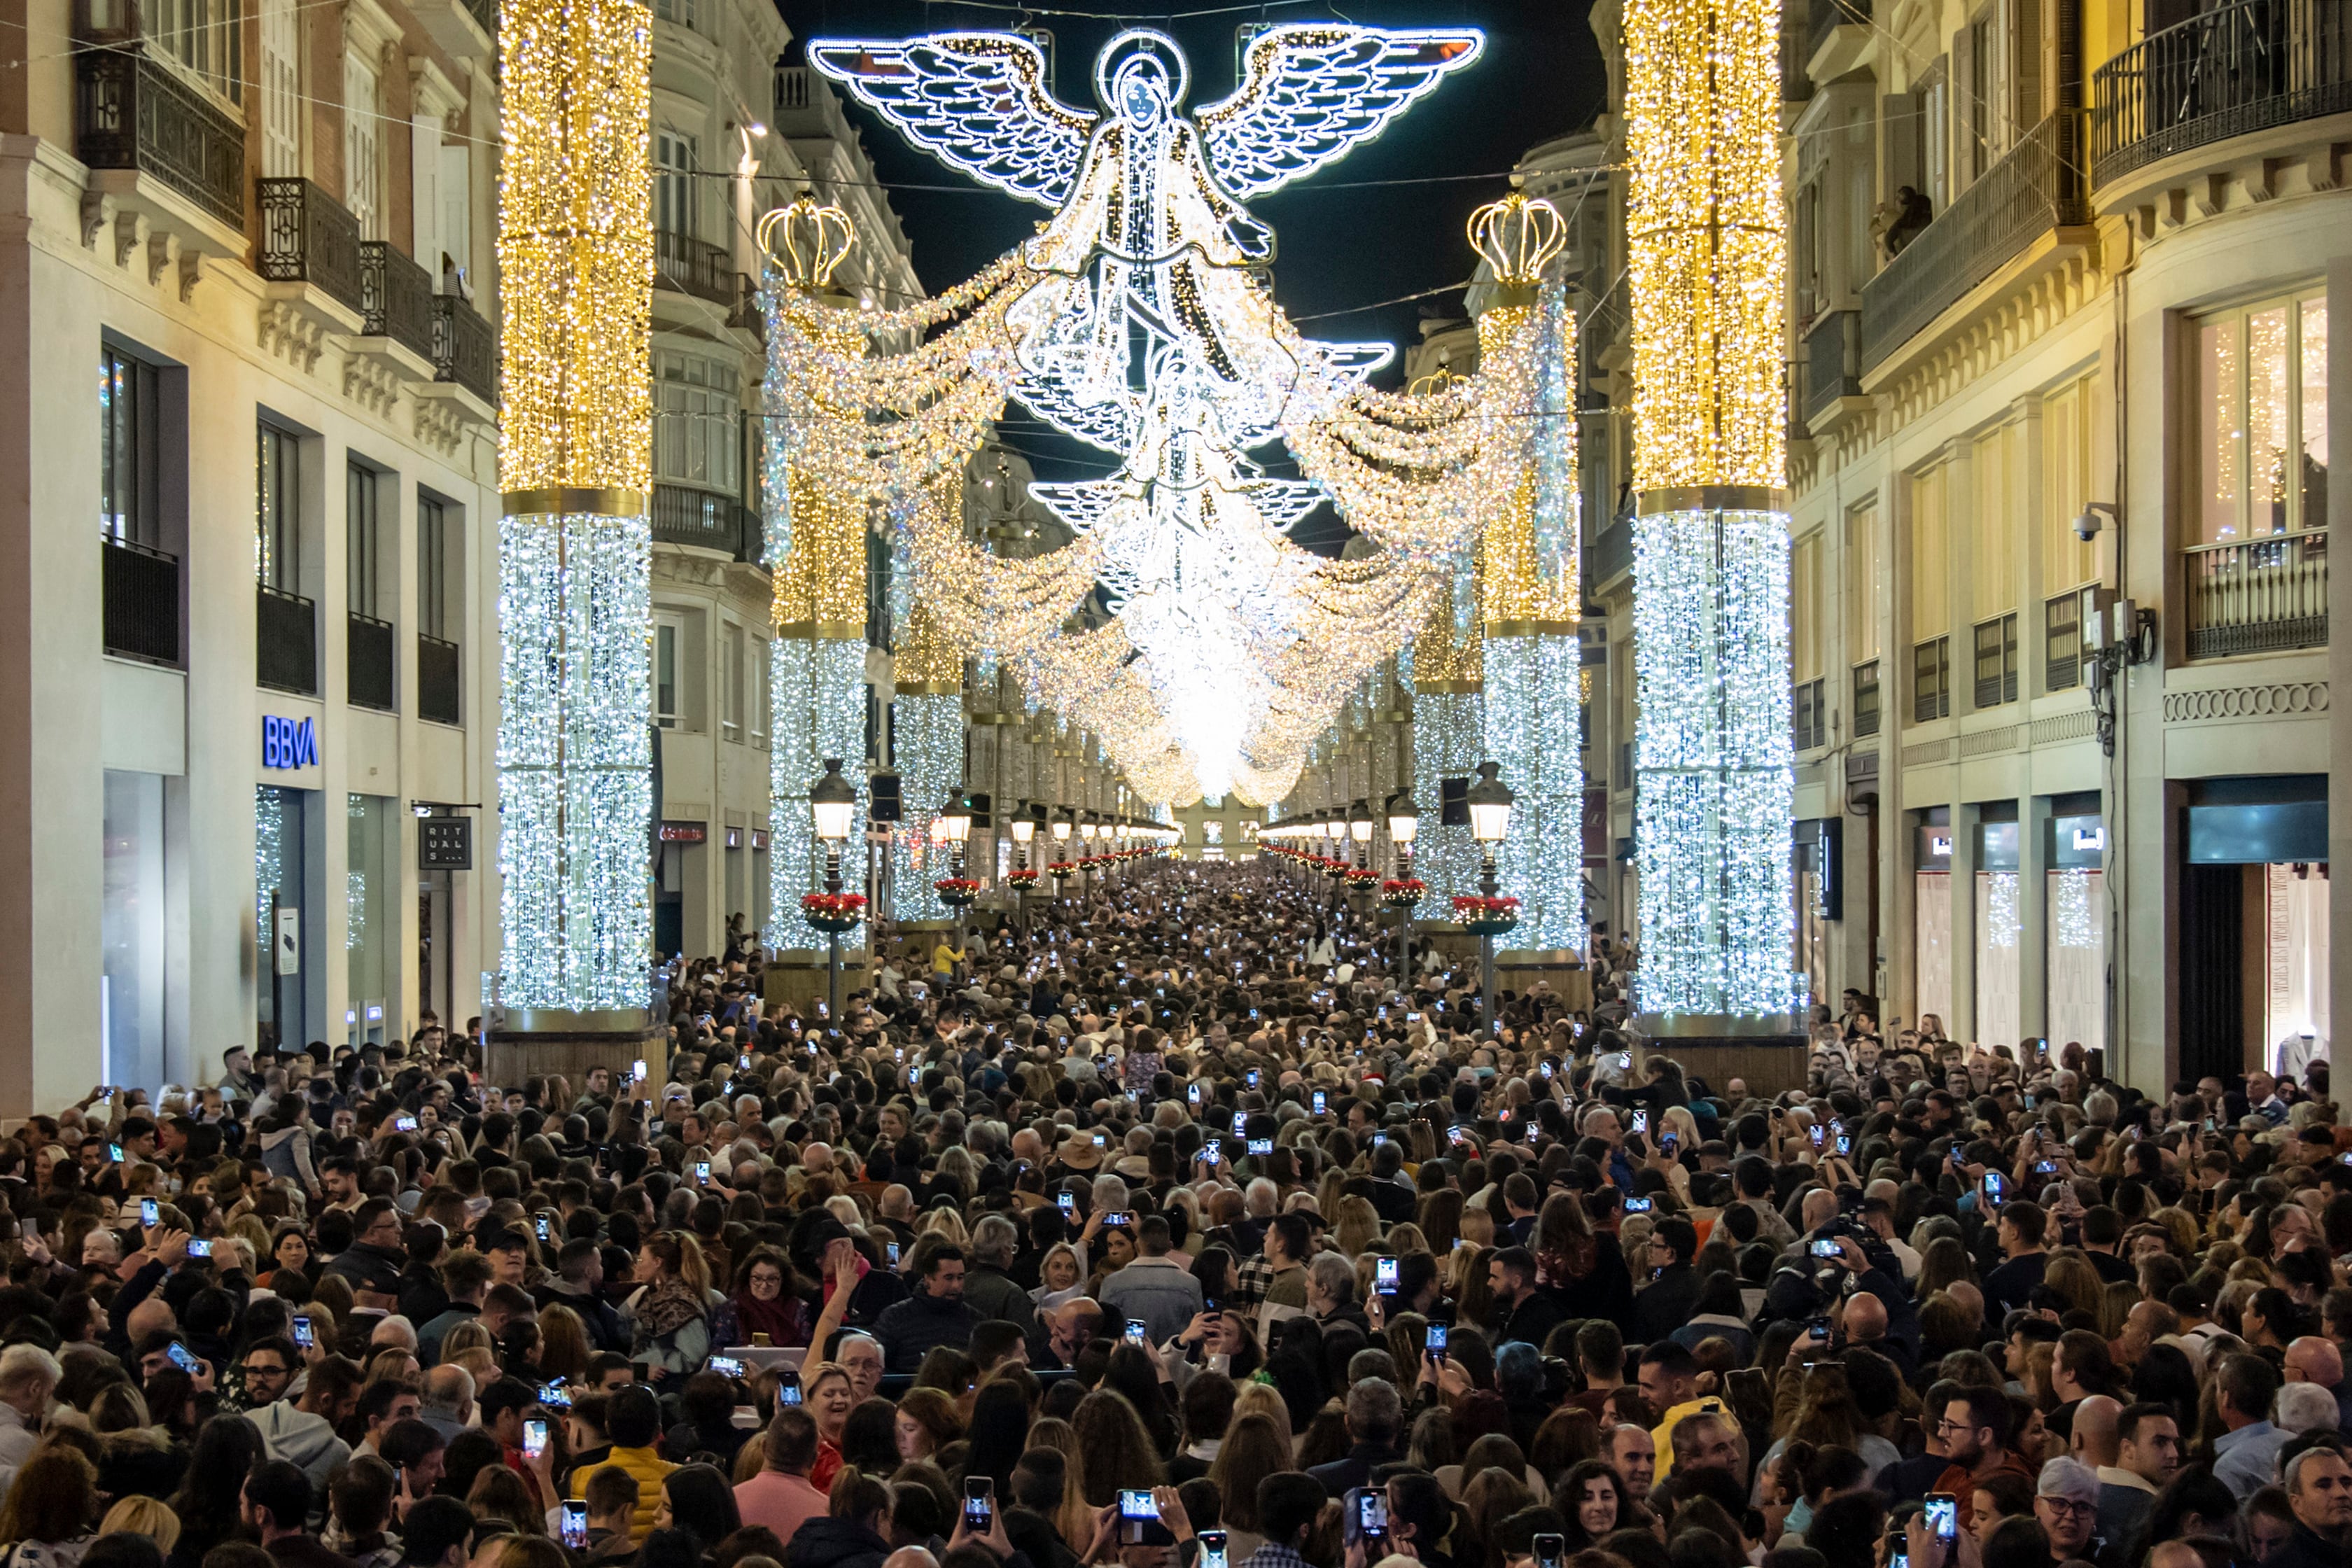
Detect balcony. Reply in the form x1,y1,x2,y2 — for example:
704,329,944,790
74,44,246,232
2092,0,2352,186
652,483,762,563
656,230,741,309
1859,111,2088,372
358,241,436,361
1803,309,1863,426
258,584,317,695
348,612,395,710
258,176,363,314
102,534,179,666
431,295,496,404
1807,0,1870,76
418,634,461,726
2184,528,2329,659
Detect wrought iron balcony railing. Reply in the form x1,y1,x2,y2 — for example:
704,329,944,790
1859,111,2088,372
258,176,364,314
2092,0,2352,186
2184,528,2329,659
75,45,246,229
431,294,496,402
102,533,180,666
359,241,436,360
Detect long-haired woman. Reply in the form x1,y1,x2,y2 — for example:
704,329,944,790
625,1231,714,1379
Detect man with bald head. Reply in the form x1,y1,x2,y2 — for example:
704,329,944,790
2069,1394,2120,1472
2284,1336,2352,1432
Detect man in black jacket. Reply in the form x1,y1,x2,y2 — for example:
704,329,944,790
1303,1378,1404,1497
872,1243,979,1372
1630,1217,1705,1343
1488,1247,1563,1351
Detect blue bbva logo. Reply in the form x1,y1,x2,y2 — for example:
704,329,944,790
262,715,319,769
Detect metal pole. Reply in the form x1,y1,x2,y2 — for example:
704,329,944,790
1479,846,1499,1040
824,843,843,1023
1399,846,1415,987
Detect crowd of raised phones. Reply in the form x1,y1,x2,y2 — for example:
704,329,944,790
0,864,2341,1568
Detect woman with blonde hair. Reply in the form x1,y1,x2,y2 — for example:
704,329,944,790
1019,1415,1094,1550
1331,1196,1380,1262
801,1363,856,1492
438,1320,494,1363
97,1498,178,1553
2040,1252,2103,1319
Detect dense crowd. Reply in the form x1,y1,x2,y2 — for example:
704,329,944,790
0,862,2344,1568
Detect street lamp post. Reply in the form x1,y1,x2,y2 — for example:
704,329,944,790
1050,808,1072,904
1009,798,1036,939
1348,797,1374,937
939,786,973,974
1466,760,1516,1041
1387,788,1420,984
808,758,858,1024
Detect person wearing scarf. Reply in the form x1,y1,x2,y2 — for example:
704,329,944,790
622,1232,711,1382
732,1247,811,1348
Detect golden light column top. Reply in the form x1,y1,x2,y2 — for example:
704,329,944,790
495,0,652,494
1622,0,1788,491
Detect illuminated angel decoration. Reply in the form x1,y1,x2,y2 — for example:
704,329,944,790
780,24,1551,805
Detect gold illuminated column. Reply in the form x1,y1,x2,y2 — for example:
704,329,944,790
491,0,654,1034
1624,0,1798,1026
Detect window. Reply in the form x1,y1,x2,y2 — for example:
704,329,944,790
257,424,301,590
346,462,382,619
343,48,382,239
1793,678,1828,750
750,639,769,748
2041,375,2099,592
1970,425,2017,626
1909,464,1949,648
2196,293,2328,543
150,0,241,103
1913,636,1951,721
1844,503,1879,662
1972,612,2018,707
418,495,453,642
653,352,740,493
653,0,699,29
1853,660,1882,738
1791,528,1823,695
2044,592,2081,692
653,614,682,729
100,344,162,547
258,0,298,175
721,622,746,741
654,132,697,239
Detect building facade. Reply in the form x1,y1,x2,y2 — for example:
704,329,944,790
1571,0,2348,1084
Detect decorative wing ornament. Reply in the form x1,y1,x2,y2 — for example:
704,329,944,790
1194,25,1485,197
806,33,1096,207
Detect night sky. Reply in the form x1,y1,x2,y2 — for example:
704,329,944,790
771,0,1606,545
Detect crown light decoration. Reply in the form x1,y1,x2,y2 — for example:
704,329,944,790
491,0,653,1009
1624,0,1800,1023
775,25,1550,807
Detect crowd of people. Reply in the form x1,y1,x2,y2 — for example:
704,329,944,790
0,860,2344,1568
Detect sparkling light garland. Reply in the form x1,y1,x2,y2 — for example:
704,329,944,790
783,27,1527,806
1624,0,1798,1022
2053,867,2098,949
491,0,654,1010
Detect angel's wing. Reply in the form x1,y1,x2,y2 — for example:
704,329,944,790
806,33,1096,207
1194,25,1484,197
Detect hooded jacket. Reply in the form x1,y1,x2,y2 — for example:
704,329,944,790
250,1400,352,1492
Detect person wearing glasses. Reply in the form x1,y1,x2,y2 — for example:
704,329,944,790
2033,1458,2110,1567
1929,1387,2035,1532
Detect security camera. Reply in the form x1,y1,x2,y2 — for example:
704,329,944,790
2074,501,2118,542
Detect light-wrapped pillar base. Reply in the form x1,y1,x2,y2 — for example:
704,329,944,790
1484,629,1587,956
890,691,963,923
1412,686,1485,906
496,503,654,1010
768,636,868,946
1630,491,1799,1029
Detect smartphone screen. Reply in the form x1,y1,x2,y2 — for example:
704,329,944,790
695,1162,711,1182
1376,1256,1399,1295
293,1317,314,1348
1188,1084,1201,1103
1312,1090,1326,1114
561,1502,589,1549
186,1238,211,1258
1119,1489,1158,1520
1426,1323,1448,1359
523,1419,548,1457
1056,1193,1074,1214
141,1198,159,1226
166,1342,201,1374
1198,1532,1229,1568
1357,1492,1389,1535
1924,1496,1957,1543
887,1242,900,1266
1124,1322,1147,1345
1231,1112,1247,1135
540,1381,571,1407
963,1479,995,1533
1630,1110,1648,1135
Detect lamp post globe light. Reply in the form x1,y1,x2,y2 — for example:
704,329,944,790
1466,760,1516,1040
1008,799,1037,937
808,757,859,1024
1386,787,1420,980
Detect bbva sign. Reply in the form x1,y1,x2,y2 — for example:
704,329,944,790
262,715,320,770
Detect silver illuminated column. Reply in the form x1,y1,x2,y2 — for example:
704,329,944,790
1625,0,1800,1035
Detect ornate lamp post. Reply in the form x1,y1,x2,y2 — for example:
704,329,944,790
808,759,859,1025
937,786,974,969
1008,799,1037,937
1466,761,1517,1040
1386,788,1421,982
1050,808,1073,900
